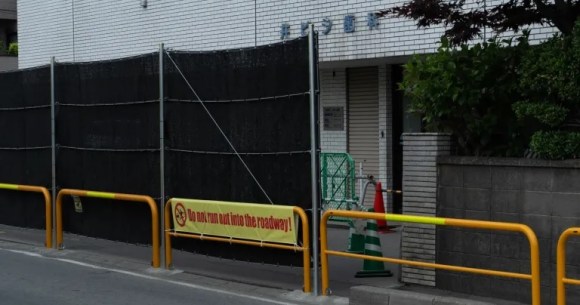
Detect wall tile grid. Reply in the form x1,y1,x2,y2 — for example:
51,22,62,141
379,65,394,211
320,68,347,153
18,0,557,67
437,157,580,305
401,133,452,286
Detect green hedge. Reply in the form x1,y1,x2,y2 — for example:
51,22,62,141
402,21,580,159
401,36,529,156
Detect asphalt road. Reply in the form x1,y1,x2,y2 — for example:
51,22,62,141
0,249,294,305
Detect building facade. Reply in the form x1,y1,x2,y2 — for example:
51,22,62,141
17,0,555,210
0,0,17,71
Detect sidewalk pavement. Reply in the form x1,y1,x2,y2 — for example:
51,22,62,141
0,223,526,305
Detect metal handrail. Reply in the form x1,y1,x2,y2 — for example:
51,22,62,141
557,227,580,305
320,210,541,305
56,189,160,268
164,199,311,293
0,183,52,248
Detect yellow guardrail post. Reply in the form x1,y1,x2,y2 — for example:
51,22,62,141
557,227,580,305
56,189,160,268
0,183,52,248
320,210,541,305
295,206,312,293
164,199,173,269
164,199,311,293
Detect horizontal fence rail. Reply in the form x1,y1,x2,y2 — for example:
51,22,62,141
164,199,311,293
557,227,580,305
56,189,160,268
320,210,541,305
0,183,52,248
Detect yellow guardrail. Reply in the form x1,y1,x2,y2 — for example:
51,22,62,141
164,199,311,293
56,189,160,268
557,227,580,305
320,210,541,305
0,183,52,248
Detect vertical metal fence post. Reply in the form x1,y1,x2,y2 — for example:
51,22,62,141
50,56,57,249
159,43,166,266
308,23,320,295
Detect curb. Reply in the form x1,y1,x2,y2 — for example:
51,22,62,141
350,286,499,305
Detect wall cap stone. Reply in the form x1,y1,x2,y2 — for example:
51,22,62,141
437,156,580,169
402,132,453,136
349,286,505,305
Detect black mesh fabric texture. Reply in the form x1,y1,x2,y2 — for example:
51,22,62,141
0,36,317,265
164,37,314,264
0,67,51,229
55,54,160,244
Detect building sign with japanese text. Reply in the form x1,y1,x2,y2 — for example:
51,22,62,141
280,12,380,39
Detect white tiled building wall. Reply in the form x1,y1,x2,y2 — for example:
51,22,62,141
18,0,556,67
319,68,347,153
379,65,394,211
18,1,554,209
17,0,559,289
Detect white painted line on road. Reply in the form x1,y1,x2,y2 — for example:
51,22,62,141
7,249,43,257
2,248,296,305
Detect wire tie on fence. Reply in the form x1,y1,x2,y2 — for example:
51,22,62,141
260,240,264,248
229,236,233,245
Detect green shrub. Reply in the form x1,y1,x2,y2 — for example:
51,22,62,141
513,102,568,127
8,43,17,56
516,21,580,159
401,36,529,156
530,131,580,159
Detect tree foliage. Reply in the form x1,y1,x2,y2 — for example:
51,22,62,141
515,22,580,158
401,36,529,156
401,21,580,159
380,0,580,45
7,43,17,56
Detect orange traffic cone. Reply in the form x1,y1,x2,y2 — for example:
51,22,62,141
373,182,392,233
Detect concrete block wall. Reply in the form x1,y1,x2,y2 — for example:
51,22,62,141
437,157,580,305
400,133,451,286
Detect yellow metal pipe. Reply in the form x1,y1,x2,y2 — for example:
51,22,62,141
164,199,311,293
169,232,306,251
445,218,541,305
320,209,541,305
114,193,160,268
293,206,311,293
326,250,531,280
164,200,173,269
0,183,20,190
56,189,160,268
563,278,580,285
557,228,580,305
0,183,52,248
320,211,331,295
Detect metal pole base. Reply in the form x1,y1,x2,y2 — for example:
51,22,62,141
355,269,393,278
